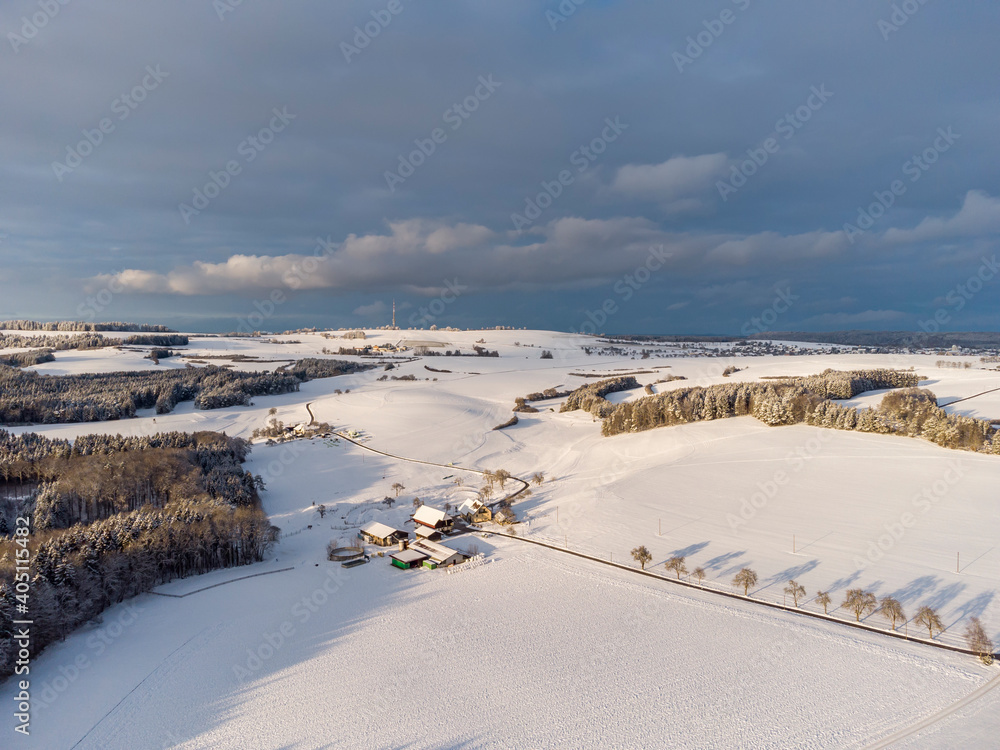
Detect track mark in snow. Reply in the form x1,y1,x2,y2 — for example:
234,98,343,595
70,626,218,749
149,566,295,598
865,670,1000,749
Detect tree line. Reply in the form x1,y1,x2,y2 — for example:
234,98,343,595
559,376,641,418
122,334,189,346
0,358,371,425
0,332,118,352
0,350,55,368
0,430,256,528
0,500,273,682
600,369,1000,454
628,551,995,663
0,428,273,682
0,320,174,332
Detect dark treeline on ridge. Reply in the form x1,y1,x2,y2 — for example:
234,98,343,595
0,358,371,425
0,320,175,333
0,350,56,368
0,332,119,352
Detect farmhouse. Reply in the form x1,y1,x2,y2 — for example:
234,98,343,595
358,521,409,547
412,505,454,534
389,548,429,570
457,498,491,523
410,538,467,569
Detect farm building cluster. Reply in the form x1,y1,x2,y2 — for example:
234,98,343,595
356,503,471,571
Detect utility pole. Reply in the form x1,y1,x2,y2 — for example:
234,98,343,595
392,299,396,329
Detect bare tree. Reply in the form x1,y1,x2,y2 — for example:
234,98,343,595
532,472,545,486
693,567,706,584
412,497,422,509
631,546,652,570
733,568,758,596
317,504,327,519
453,477,464,487
665,556,687,579
815,591,831,614
964,617,995,663
784,579,805,608
479,484,494,502
843,589,877,622
878,596,906,631
494,469,512,490
914,606,944,639
391,482,404,497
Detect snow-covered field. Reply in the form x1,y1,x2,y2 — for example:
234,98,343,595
3,329,999,748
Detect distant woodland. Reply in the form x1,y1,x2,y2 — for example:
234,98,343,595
0,430,272,681
0,358,371,424
588,369,1000,454
0,320,175,332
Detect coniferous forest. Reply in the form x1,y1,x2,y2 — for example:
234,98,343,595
0,358,371,424
0,429,273,681
598,369,1000,454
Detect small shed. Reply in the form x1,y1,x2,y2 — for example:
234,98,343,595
412,505,454,533
415,525,443,542
390,548,429,570
359,521,409,547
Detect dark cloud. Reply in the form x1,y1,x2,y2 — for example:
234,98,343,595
1,0,998,333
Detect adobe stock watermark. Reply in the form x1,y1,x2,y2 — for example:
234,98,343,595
340,0,406,62
545,0,588,30
383,75,501,193
716,85,833,201
33,602,144,712
673,0,752,73
213,0,248,22
842,126,959,244
234,236,338,334
571,244,671,335
408,278,466,327
51,65,169,182
740,286,798,337
918,255,999,334
852,459,965,568
728,428,834,533
510,116,628,232
77,270,125,322
179,106,296,224
7,0,72,53
232,566,349,682
878,0,934,41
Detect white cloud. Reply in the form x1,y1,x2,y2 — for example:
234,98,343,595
883,190,1000,244
87,214,860,297
610,154,729,207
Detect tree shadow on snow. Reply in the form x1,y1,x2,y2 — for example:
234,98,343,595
889,575,939,604
670,541,710,559
756,560,820,594
703,550,745,572
828,570,862,592
949,589,995,630
925,581,966,612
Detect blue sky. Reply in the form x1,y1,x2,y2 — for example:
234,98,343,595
2,1,999,333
